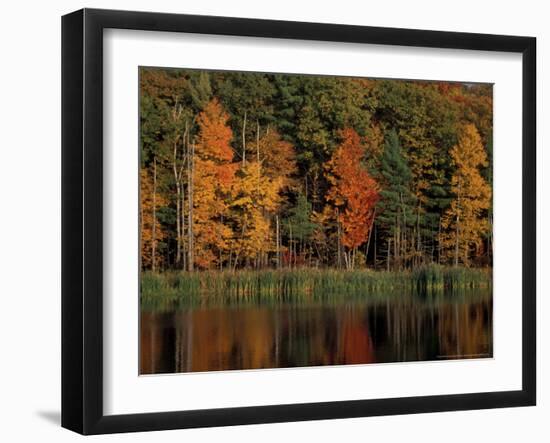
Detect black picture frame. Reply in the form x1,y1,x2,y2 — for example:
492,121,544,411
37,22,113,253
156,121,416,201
62,8,536,435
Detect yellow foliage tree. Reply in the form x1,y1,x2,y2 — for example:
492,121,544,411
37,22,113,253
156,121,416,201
230,161,284,268
440,124,491,266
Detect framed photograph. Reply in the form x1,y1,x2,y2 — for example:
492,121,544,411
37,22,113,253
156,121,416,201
62,8,536,435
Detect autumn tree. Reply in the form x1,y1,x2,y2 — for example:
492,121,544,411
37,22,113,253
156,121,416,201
257,129,297,267
326,128,379,269
191,99,238,269
230,164,280,268
229,127,294,269
440,124,491,266
258,129,297,185
272,75,376,211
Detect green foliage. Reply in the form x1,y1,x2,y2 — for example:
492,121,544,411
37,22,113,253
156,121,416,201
285,193,317,242
376,129,417,268
213,71,276,157
377,129,416,226
188,70,213,110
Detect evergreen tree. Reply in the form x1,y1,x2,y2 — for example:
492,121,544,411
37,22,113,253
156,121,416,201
284,193,318,266
376,129,416,270
188,71,213,111
286,193,317,243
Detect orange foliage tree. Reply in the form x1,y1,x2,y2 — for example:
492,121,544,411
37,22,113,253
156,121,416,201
326,128,379,269
258,129,297,185
192,99,238,269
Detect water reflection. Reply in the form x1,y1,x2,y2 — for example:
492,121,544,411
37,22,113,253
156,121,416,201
140,292,492,374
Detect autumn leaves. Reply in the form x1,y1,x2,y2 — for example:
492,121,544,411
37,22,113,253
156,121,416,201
440,124,491,266
141,98,299,271
190,100,381,270
141,97,383,271
139,70,493,273
325,128,379,269
191,99,236,269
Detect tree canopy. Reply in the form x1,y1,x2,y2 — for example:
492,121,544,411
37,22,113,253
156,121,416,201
139,68,493,271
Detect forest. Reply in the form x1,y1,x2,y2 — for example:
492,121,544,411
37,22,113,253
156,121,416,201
139,67,492,292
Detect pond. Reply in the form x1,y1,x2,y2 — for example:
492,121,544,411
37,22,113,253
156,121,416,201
140,291,492,374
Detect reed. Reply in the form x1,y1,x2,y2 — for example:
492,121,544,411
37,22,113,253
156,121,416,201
141,265,492,306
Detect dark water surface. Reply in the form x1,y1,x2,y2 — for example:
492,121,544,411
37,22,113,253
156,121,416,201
140,292,492,374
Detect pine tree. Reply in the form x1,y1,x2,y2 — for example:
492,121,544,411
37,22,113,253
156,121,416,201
376,129,416,270
188,71,213,110
285,193,318,266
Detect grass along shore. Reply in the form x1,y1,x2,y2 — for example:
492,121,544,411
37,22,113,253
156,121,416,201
141,265,492,305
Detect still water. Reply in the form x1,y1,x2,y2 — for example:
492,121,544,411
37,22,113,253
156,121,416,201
140,292,492,374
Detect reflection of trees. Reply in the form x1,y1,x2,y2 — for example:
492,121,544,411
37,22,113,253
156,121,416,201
437,302,492,359
141,304,376,372
140,312,175,374
370,297,492,362
140,295,492,374
189,308,275,372
338,307,375,364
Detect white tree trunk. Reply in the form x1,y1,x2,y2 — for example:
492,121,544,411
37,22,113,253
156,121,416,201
152,157,157,272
